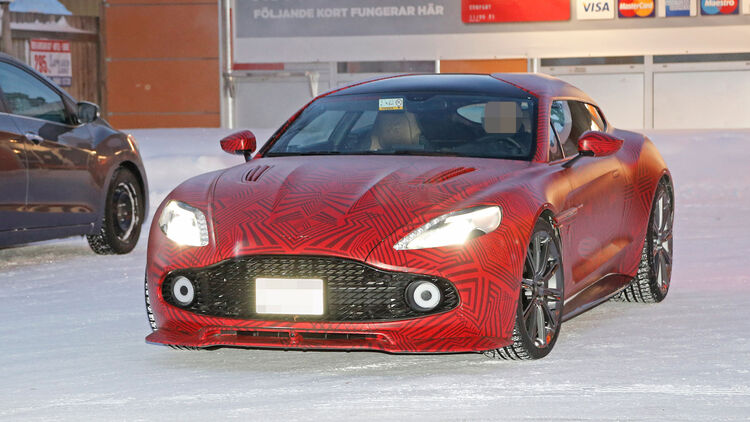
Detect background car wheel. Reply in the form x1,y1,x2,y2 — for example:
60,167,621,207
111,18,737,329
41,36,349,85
87,167,144,255
485,217,564,360
613,177,674,303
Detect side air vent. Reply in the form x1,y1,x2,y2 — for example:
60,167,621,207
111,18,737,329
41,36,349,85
244,165,272,182
423,167,475,184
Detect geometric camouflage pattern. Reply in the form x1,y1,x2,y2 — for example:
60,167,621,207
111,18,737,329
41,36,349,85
219,130,257,155
146,73,671,353
578,130,625,157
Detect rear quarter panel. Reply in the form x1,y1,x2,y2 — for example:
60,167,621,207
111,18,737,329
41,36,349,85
612,128,671,277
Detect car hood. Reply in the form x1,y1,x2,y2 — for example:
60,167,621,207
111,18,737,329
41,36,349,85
208,155,531,261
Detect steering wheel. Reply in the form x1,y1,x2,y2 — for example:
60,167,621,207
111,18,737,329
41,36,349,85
474,135,525,154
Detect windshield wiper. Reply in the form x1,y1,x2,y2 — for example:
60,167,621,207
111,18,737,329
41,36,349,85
351,150,460,157
265,151,342,157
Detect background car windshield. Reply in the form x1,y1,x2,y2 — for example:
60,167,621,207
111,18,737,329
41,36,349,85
266,93,536,160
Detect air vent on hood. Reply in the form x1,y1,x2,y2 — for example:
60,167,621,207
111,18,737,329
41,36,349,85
244,165,272,182
422,167,475,184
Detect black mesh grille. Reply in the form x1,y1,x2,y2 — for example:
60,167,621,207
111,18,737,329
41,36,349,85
162,255,459,322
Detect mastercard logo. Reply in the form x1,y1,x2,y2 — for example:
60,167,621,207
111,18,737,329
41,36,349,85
618,0,655,17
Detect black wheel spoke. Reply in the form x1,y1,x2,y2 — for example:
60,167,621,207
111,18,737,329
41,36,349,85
523,297,536,321
533,236,542,276
538,235,550,277
524,252,534,278
526,301,537,337
660,257,669,289
661,197,671,231
535,304,545,346
660,249,673,267
542,287,562,301
540,300,557,331
541,260,560,285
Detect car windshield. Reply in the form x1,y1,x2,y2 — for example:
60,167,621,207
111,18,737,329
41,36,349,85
265,92,537,160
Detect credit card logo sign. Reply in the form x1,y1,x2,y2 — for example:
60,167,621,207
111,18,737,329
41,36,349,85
700,0,738,14
618,0,655,17
578,0,615,19
665,0,693,16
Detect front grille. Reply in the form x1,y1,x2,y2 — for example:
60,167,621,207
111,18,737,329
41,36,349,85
162,255,459,322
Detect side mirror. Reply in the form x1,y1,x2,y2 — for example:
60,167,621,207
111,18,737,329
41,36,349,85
578,131,623,157
563,131,623,168
220,130,256,158
77,101,100,124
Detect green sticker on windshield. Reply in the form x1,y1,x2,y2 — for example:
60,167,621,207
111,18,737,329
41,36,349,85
379,98,404,111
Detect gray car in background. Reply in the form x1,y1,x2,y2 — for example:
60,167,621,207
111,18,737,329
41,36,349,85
0,53,147,254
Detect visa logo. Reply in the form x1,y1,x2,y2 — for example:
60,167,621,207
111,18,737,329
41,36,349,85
583,2,611,12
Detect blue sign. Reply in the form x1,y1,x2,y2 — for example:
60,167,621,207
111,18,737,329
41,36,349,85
666,0,692,16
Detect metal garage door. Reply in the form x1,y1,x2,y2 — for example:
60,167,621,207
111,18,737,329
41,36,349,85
654,69,750,129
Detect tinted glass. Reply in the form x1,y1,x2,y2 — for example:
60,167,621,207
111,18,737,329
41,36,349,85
551,100,603,157
0,62,68,124
267,92,537,160
585,103,606,130
548,122,563,161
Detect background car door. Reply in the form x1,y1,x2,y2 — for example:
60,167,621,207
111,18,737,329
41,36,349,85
0,61,96,229
0,113,28,231
552,100,627,296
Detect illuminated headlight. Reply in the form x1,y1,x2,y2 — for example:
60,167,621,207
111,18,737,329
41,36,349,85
158,200,209,247
394,206,502,250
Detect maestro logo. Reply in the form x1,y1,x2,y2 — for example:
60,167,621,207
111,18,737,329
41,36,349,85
618,0,655,17
700,0,738,15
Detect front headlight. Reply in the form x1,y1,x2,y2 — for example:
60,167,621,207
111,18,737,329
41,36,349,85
394,206,502,250
158,200,209,247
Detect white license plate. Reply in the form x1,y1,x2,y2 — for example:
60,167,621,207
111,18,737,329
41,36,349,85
255,278,324,315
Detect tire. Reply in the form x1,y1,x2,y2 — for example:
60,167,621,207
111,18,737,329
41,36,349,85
485,217,564,360
87,167,144,255
613,177,674,303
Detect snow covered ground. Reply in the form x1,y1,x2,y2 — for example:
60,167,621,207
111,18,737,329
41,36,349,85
1,128,749,421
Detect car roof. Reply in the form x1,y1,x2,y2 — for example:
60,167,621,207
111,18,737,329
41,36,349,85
328,73,596,105
329,74,530,98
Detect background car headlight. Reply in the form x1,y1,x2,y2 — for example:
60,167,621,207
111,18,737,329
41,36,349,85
394,206,502,250
158,200,209,247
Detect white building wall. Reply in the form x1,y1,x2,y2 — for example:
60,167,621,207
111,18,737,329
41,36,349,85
226,1,750,130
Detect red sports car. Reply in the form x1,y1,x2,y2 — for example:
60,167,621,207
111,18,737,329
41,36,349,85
145,74,673,360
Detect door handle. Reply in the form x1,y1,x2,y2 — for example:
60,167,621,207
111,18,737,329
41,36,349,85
24,132,44,144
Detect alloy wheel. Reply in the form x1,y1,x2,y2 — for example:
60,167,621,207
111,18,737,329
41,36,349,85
520,231,563,348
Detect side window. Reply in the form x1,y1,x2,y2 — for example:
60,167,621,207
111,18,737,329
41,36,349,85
585,103,606,131
0,62,69,124
550,100,576,156
551,100,599,157
548,121,563,161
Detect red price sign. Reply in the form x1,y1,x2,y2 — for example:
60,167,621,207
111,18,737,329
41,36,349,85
462,0,570,23
28,39,72,86
34,55,49,74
